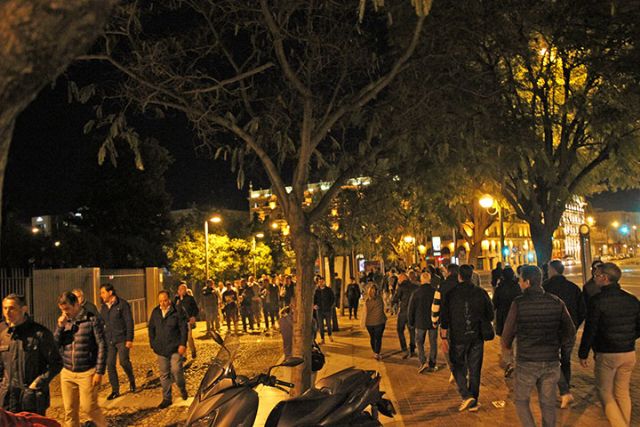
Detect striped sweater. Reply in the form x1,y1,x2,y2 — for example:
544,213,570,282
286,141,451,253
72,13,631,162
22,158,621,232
430,276,458,327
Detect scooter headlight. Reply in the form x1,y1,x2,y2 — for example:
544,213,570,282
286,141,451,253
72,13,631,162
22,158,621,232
189,409,219,427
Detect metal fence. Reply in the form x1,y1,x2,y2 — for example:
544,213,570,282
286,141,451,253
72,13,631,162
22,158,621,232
0,267,157,332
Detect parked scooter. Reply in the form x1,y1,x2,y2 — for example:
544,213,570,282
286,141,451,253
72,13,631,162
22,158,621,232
185,331,395,426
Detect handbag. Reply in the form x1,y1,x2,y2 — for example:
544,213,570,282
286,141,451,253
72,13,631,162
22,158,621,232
481,319,495,341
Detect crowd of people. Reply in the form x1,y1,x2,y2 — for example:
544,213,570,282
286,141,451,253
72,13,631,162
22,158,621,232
356,259,640,427
0,258,638,427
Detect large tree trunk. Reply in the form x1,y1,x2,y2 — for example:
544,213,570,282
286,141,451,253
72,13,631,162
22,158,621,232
467,241,482,268
0,0,117,244
290,224,317,395
530,223,554,267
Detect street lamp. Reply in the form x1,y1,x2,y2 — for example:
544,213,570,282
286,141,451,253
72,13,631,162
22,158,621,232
204,215,223,280
252,233,264,276
479,194,506,263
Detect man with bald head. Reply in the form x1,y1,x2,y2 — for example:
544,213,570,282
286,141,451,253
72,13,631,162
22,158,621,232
393,271,419,359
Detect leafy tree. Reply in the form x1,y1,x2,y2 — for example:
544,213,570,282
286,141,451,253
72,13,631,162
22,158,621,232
166,231,273,283
79,0,430,392
425,0,640,264
0,0,116,245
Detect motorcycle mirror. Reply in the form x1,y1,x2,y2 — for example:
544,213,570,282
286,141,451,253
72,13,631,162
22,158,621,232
210,331,224,346
280,357,304,367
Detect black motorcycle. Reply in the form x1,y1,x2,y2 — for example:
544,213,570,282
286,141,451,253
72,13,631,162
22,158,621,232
185,332,395,426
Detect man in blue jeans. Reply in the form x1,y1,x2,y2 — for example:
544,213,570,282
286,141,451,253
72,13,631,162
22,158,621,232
148,290,188,408
313,277,335,344
408,271,438,373
502,265,576,427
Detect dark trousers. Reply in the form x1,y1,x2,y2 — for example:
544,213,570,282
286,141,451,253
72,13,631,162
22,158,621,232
240,306,254,331
450,339,484,400
203,305,220,332
397,315,415,353
366,323,385,354
416,328,438,367
158,353,186,402
263,305,278,329
558,342,573,395
106,341,135,393
348,298,359,319
317,310,333,339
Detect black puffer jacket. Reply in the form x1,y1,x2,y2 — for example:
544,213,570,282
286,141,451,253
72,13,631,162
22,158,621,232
54,309,106,374
543,275,586,328
579,283,640,358
407,284,437,330
175,294,199,319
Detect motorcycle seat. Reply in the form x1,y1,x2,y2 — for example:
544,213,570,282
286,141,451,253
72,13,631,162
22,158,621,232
266,390,348,426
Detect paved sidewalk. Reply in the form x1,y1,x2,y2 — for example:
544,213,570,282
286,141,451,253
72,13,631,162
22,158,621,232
265,315,640,426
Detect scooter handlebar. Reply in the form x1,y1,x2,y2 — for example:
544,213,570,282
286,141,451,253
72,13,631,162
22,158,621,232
275,379,295,388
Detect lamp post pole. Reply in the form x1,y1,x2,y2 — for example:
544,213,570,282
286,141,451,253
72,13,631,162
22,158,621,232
499,205,506,263
204,220,210,281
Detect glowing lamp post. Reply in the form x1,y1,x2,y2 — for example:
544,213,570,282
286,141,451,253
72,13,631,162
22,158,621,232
204,215,222,280
479,194,506,263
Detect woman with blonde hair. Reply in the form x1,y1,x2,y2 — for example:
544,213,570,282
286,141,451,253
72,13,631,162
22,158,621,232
364,282,387,360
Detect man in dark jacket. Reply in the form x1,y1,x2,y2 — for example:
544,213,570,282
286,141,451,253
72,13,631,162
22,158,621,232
0,294,62,415
579,262,640,427
407,272,438,373
346,278,361,320
313,277,335,344
282,275,295,306
492,266,521,375
392,272,419,359
201,279,220,333
149,290,189,408
542,260,585,407
491,262,503,288
239,279,255,332
261,277,280,331
502,265,576,427
55,291,106,427
440,265,493,412
99,283,136,400
175,282,199,359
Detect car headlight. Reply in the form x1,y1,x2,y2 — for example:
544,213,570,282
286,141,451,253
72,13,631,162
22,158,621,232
188,410,219,427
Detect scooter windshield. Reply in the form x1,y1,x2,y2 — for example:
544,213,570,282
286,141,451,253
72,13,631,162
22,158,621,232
201,334,240,393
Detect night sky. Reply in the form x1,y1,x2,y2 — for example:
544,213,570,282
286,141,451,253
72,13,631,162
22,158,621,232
5,76,251,220
3,71,639,221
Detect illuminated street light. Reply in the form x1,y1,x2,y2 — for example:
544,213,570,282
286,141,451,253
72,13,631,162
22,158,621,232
256,232,265,239
612,221,620,228
54,241,61,247
403,235,415,244
271,222,279,230
205,214,223,280
252,233,265,276
31,227,40,234
479,194,494,209
586,216,595,226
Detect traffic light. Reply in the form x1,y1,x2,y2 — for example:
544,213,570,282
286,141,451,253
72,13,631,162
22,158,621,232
619,225,630,236
502,246,510,258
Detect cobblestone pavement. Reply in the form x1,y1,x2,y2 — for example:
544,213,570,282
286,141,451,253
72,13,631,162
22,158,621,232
321,315,639,427
45,322,283,426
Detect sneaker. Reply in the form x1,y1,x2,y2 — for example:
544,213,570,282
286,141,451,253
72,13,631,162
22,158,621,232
469,402,481,412
375,353,382,360
418,363,428,374
106,391,120,401
449,373,455,384
504,364,514,378
459,397,476,412
158,400,171,409
427,365,438,373
560,393,574,409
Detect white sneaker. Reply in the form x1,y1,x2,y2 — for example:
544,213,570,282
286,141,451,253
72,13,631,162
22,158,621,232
560,393,574,409
469,402,481,412
418,363,428,374
459,397,476,412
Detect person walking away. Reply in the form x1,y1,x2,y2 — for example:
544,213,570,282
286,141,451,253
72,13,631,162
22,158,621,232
542,259,586,408
491,262,503,288
71,289,99,319
282,275,295,307
239,280,255,332
248,277,263,329
583,260,604,309
392,272,419,359
492,266,522,376
408,272,438,373
388,271,399,314
55,291,107,427
0,294,62,415
364,285,386,360
346,278,361,320
440,265,494,412
174,282,199,359
99,283,136,400
313,277,335,344
579,262,640,427
261,277,280,331
502,265,576,427
148,290,188,408
221,282,239,334
278,305,294,358
431,263,460,383
201,279,221,333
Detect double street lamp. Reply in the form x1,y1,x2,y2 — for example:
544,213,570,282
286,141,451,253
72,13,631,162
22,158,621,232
204,215,222,281
479,194,507,263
